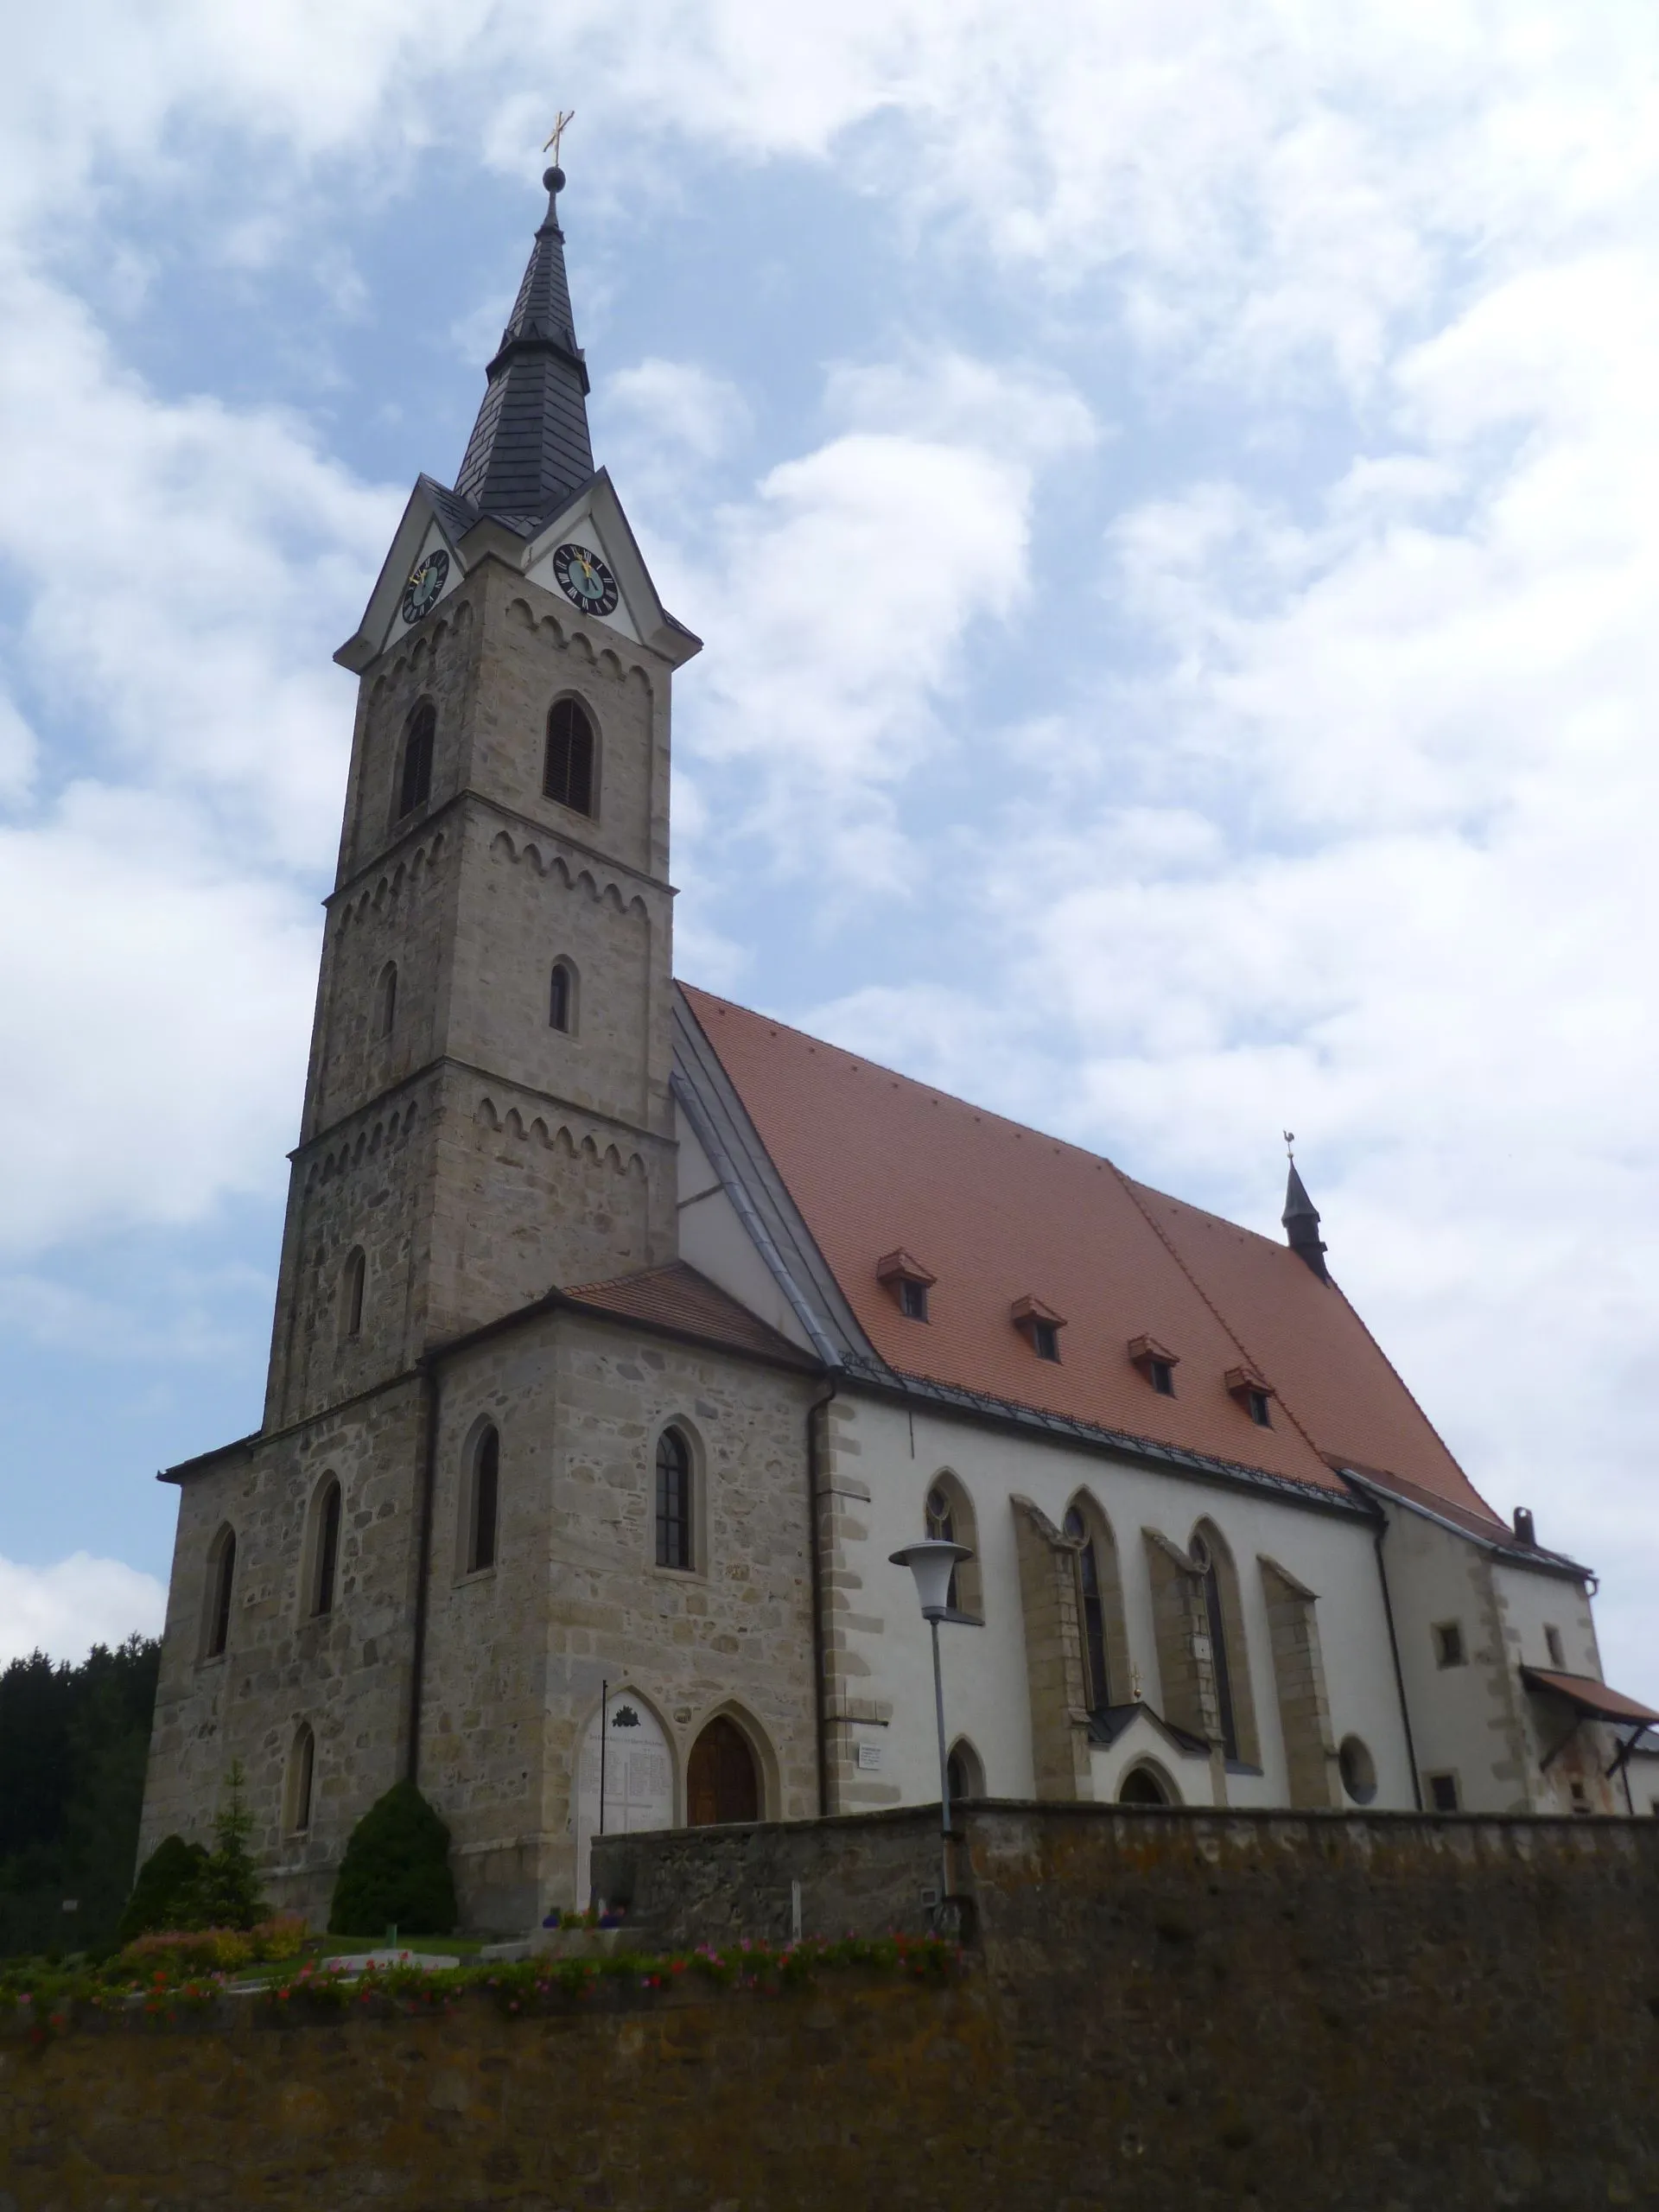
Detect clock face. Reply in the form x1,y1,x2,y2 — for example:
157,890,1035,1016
552,542,620,618
401,550,450,626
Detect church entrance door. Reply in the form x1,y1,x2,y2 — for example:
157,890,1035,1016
575,1692,674,1908
686,1715,760,1826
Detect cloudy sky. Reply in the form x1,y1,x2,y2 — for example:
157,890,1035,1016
3,3,1657,1686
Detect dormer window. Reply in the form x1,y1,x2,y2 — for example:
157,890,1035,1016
1224,1364,1275,1427
877,1249,936,1324
1012,1295,1065,1363
1128,1334,1180,1398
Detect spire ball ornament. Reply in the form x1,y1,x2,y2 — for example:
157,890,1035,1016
543,165,565,194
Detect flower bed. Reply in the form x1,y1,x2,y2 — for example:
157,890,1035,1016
2,1932,961,2047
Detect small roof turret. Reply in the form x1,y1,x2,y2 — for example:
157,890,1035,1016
454,164,596,527
1281,1154,1329,1283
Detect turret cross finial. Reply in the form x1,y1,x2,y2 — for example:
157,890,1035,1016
543,110,575,163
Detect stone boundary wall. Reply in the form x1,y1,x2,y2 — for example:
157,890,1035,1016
7,1805,1659,2208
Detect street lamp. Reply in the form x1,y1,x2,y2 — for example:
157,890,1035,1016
889,1536,973,1926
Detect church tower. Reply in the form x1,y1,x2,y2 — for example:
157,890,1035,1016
264,163,701,1431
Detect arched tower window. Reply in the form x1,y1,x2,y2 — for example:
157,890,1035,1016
309,1476,342,1618
202,1526,236,1660
377,962,397,1039
655,1427,693,1571
544,697,596,817
1064,1494,1132,1719
549,958,577,1034
924,1474,982,1620
467,1426,500,1573
395,699,435,821
287,1724,315,1834
1190,1521,1260,1767
340,1248,365,1344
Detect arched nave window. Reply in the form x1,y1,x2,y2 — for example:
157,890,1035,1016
544,697,596,817
1064,1494,1131,1718
656,1427,693,1571
1189,1520,1260,1766
924,1474,982,1620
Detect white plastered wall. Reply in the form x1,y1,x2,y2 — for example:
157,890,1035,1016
673,1112,816,1353
830,1393,1415,1814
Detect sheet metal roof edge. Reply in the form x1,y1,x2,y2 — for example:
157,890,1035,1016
842,1355,1371,1517
1340,1465,1592,1580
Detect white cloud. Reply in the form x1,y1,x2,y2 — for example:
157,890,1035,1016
606,359,748,466
0,1553,167,1666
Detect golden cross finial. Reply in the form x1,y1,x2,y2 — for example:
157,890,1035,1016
543,110,575,164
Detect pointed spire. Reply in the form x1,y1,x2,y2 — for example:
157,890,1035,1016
1281,1153,1330,1283
454,164,596,526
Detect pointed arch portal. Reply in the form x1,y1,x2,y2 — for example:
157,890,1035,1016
687,1715,760,1827
575,1692,673,1907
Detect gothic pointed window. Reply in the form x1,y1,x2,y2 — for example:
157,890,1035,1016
203,1527,236,1660
544,697,596,817
924,1474,982,1620
310,1477,342,1618
395,699,435,821
656,1427,692,1570
1188,1522,1258,1767
1065,1505,1113,1714
288,1724,315,1834
467,1426,500,1573
550,959,576,1034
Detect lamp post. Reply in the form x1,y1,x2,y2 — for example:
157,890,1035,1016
889,1537,973,1926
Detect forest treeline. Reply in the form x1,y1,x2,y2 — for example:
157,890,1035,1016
0,1636,159,1956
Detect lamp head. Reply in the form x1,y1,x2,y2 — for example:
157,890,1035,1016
889,1537,973,1621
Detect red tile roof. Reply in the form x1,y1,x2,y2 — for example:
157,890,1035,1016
681,985,1508,1525
1520,1670,1659,1726
563,1261,812,1366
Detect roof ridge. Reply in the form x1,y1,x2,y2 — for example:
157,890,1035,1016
1110,1165,1337,1481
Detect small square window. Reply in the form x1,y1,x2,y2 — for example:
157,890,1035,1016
1433,1621,1465,1669
1544,1625,1565,1669
1246,1389,1272,1427
898,1278,929,1322
1032,1319,1061,1363
1427,1771,1460,1813
1148,1357,1176,1397
1568,1780,1591,1815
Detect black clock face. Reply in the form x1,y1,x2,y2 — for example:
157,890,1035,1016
552,542,620,618
401,549,450,626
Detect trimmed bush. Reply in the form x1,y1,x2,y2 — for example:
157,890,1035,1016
328,1782,457,1937
117,1834,208,1944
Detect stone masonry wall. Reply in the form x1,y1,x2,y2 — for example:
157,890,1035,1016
138,1380,424,1926
12,1805,1659,2209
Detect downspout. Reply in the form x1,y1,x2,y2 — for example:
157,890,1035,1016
1370,1510,1423,1810
805,1372,840,1818
406,1356,442,1787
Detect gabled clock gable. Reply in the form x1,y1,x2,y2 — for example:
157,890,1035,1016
336,478,467,672
524,469,698,664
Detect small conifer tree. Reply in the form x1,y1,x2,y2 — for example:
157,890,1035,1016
117,1833,210,1943
328,1780,457,1936
186,1761,269,1931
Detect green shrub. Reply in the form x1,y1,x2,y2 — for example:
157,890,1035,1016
328,1782,457,1936
117,1834,208,1944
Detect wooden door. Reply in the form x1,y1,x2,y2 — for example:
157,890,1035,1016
687,1716,760,1826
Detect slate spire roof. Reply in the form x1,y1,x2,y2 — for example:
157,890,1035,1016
454,164,595,527
1281,1160,1330,1282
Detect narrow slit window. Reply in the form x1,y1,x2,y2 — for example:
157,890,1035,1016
544,698,596,816
206,1530,236,1660
378,962,397,1039
469,1427,499,1573
395,700,435,820
550,961,574,1033
340,1249,365,1344
656,1427,692,1570
290,1726,315,1834
1545,1625,1565,1669
313,1480,341,1617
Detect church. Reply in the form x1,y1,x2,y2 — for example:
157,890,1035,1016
137,162,1658,1932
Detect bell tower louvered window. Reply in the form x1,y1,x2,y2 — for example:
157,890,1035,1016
544,697,596,816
